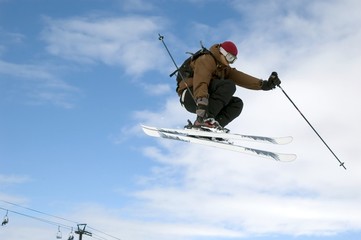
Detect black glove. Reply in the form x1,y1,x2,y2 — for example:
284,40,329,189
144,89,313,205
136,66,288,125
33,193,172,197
261,71,281,90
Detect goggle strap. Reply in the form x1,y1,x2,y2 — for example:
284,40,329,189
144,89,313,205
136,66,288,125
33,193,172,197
220,47,237,64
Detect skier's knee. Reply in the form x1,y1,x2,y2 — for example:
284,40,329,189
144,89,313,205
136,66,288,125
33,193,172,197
233,97,244,115
224,79,236,95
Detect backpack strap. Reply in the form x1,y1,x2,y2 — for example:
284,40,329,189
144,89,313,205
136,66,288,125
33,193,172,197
170,46,218,78
172,44,220,94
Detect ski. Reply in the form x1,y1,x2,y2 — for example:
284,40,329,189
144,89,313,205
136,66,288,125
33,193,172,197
141,125,292,145
142,125,297,162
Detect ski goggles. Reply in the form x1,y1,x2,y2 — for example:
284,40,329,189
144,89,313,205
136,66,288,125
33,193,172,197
220,47,237,64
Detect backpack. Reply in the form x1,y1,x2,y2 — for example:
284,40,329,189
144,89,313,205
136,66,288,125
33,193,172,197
170,46,216,92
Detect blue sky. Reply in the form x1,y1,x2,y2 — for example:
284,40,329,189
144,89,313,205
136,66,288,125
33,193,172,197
1,0,361,240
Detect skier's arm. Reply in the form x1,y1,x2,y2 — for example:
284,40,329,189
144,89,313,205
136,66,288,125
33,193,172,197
228,68,264,90
229,69,281,91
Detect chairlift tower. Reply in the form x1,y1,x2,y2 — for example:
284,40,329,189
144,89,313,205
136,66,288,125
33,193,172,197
75,224,92,240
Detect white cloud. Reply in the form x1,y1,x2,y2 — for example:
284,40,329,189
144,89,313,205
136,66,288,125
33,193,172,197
0,174,30,185
230,0,361,74
64,203,244,240
144,83,172,96
133,130,361,237
0,60,79,108
41,15,169,76
0,223,55,240
134,96,193,128
0,28,25,46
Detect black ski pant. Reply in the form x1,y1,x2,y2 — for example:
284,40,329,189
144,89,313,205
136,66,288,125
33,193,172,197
180,79,243,127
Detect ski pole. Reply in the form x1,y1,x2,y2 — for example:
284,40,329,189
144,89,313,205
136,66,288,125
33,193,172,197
158,34,196,104
277,84,346,170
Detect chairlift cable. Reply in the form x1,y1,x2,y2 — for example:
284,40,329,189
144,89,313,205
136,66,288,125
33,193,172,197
0,199,123,240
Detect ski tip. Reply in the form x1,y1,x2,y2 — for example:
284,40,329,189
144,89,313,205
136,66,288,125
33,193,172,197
140,124,159,137
140,124,157,131
274,136,293,145
278,153,297,162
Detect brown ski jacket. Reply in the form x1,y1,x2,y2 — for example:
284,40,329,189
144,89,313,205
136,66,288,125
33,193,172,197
177,44,263,99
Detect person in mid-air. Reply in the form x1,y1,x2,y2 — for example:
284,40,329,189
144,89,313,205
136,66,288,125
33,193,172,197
176,41,280,131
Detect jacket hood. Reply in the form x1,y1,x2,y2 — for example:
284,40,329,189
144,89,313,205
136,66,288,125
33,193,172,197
209,44,229,66
209,44,223,62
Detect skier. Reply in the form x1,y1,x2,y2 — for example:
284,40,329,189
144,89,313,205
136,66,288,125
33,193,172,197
177,41,281,130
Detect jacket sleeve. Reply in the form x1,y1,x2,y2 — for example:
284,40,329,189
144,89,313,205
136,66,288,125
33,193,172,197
228,68,263,90
191,54,217,99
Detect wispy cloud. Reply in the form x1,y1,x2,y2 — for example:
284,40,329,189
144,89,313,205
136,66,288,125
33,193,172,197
0,28,26,58
140,83,172,96
0,60,79,108
0,174,30,185
0,28,25,45
41,15,168,76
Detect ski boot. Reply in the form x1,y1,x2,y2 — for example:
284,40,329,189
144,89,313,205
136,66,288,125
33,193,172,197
185,117,229,133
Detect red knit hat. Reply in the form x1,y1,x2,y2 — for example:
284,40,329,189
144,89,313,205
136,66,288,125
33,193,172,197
220,41,238,56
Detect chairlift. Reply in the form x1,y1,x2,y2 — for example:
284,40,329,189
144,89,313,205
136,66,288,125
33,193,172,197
1,210,9,226
56,226,62,239
68,227,74,240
